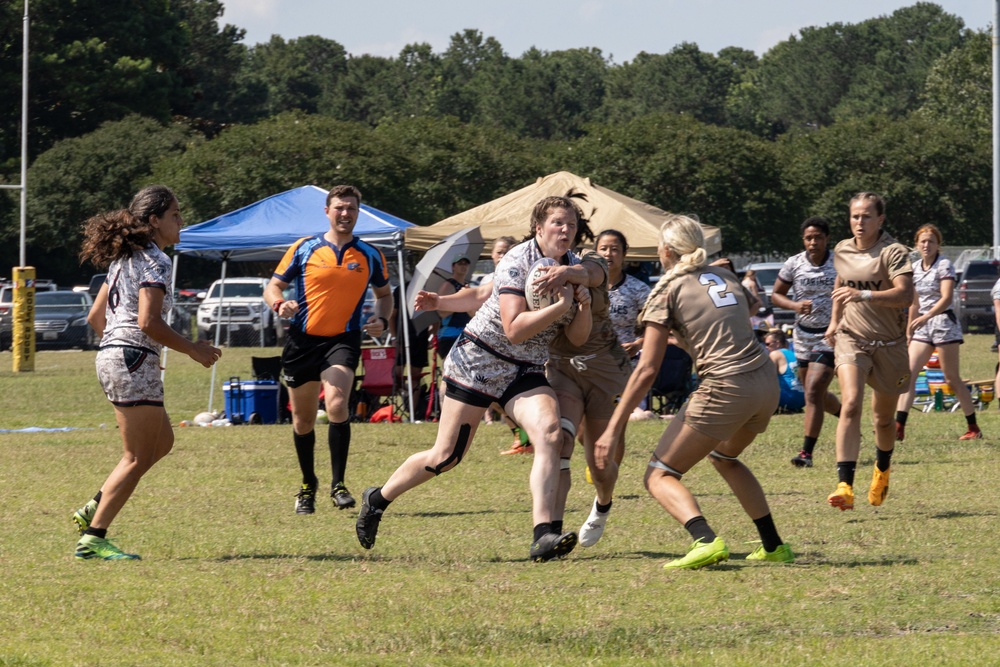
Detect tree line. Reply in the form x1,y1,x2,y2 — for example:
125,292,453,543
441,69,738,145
0,1,992,286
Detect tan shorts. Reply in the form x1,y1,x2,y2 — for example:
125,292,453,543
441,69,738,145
547,352,630,422
679,363,778,441
834,331,910,395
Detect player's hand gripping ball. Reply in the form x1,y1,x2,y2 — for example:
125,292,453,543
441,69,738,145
524,258,559,310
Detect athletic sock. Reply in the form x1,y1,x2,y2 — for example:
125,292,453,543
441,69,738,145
896,411,909,427
328,420,351,486
837,461,856,486
752,513,782,553
551,520,563,534
801,436,818,456
596,499,613,514
966,413,978,427
84,527,107,539
369,487,391,511
293,430,317,486
683,516,716,544
533,523,553,542
875,447,893,472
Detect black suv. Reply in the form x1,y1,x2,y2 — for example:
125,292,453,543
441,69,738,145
955,260,1000,333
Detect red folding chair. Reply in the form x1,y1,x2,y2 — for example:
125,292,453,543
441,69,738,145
355,346,400,422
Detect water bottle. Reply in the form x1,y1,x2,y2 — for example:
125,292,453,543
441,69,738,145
934,388,944,411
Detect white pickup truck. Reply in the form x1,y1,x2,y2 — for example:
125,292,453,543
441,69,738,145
197,278,284,347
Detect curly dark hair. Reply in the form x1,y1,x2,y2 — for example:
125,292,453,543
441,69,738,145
79,185,176,269
525,190,595,248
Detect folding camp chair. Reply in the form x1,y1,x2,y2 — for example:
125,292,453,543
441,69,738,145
353,346,401,422
648,344,697,415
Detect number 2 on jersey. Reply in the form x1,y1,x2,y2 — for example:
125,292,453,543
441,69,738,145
699,272,738,308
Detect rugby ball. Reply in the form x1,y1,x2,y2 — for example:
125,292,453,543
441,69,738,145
524,258,559,310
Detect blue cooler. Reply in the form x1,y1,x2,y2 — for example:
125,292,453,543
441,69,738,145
223,376,279,424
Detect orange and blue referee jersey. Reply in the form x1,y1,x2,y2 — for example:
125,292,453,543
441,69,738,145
273,235,389,338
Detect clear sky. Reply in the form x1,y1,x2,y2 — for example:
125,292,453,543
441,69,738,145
220,0,993,62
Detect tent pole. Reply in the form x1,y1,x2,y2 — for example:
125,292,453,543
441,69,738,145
396,236,415,422
162,251,180,382
207,255,229,414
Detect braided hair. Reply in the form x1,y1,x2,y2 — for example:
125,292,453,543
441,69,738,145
643,214,708,310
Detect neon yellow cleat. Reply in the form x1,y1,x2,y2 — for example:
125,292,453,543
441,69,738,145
75,535,140,561
72,499,98,535
746,543,795,563
663,537,729,570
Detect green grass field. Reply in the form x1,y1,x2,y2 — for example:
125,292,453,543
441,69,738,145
1,340,999,666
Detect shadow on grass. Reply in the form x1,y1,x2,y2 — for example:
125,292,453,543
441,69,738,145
930,510,998,519
213,553,359,562
630,548,920,568
402,509,505,519
803,555,920,567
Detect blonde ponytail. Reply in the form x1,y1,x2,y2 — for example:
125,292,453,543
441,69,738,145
643,215,708,306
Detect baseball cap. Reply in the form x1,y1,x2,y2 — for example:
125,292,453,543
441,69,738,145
452,254,471,265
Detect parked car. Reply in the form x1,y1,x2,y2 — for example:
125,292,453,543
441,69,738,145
34,290,96,350
955,259,1000,333
197,278,284,346
86,273,106,298
0,279,58,351
741,262,795,327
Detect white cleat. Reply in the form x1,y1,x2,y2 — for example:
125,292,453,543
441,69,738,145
578,498,610,548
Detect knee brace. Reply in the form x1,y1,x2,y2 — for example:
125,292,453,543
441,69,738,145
560,417,577,440
424,423,471,476
560,457,571,471
648,457,684,479
708,450,740,462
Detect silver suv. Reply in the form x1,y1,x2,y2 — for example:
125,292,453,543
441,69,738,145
197,278,284,346
742,262,796,327
0,279,58,351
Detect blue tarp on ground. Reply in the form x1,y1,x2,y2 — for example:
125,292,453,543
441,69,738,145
176,185,414,261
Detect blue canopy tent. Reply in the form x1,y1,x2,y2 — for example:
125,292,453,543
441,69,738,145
170,185,419,419
176,185,413,261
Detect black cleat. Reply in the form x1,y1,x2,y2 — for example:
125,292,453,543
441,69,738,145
295,483,317,515
356,487,383,549
331,483,356,509
790,450,813,468
530,531,578,562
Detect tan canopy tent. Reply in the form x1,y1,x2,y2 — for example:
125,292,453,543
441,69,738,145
404,171,722,261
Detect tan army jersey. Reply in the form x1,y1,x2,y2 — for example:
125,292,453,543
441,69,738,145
832,232,912,342
639,266,769,380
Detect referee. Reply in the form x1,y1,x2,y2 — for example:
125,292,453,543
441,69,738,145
265,185,392,514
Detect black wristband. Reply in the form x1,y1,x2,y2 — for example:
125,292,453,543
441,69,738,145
377,316,389,329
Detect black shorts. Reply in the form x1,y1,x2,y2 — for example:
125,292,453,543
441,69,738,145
397,329,430,369
797,350,836,369
281,329,362,388
444,366,549,409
